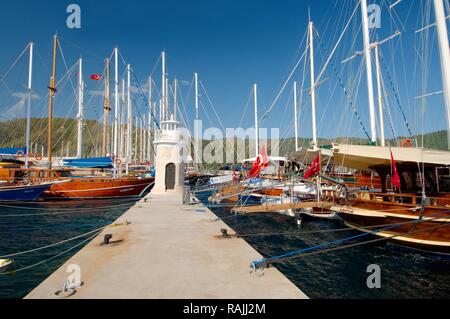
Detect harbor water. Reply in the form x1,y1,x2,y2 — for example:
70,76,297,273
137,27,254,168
197,192,450,299
2,192,450,299
0,199,136,299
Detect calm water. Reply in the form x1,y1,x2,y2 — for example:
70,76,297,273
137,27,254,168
197,192,450,299
2,192,450,299
0,199,136,299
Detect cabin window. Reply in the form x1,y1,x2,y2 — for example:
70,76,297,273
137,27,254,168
436,167,450,193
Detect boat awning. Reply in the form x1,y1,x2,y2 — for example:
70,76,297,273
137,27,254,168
240,156,288,163
333,144,450,170
0,147,26,156
62,157,113,169
291,148,334,164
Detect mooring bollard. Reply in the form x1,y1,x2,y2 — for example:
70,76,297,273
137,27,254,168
103,234,113,245
183,186,191,205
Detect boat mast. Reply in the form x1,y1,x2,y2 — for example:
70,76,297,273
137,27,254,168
148,76,153,163
113,47,119,158
309,21,318,151
76,57,84,158
25,42,33,168
361,0,377,144
254,83,259,157
121,79,126,160
174,79,178,121
165,78,169,120
195,73,199,120
293,81,299,152
433,0,450,150
161,51,166,121
127,64,132,164
135,117,138,162
102,58,111,157
374,43,385,147
47,35,58,169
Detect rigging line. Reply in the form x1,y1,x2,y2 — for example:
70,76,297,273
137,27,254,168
315,2,360,86
379,50,415,140
129,67,160,130
167,81,188,129
199,100,215,128
380,68,398,141
260,43,308,122
57,39,79,99
238,88,255,128
0,202,135,216
315,31,372,142
177,78,194,135
199,81,225,132
0,231,101,275
0,225,109,259
261,221,450,267
253,207,450,268
58,37,104,62
0,43,30,85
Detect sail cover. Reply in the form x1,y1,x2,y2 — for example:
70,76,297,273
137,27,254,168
333,144,450,170
63,157,113,169
0,147,27,156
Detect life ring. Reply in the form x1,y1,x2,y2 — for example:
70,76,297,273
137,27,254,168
16,150,25,158
35,154,43,161
401,139,413,148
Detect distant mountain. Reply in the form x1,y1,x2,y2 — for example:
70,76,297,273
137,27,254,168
0,118,447,162
0,118,104,157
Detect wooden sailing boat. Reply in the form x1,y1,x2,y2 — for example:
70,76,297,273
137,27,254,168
0,35,155,200
42,41,154,199
329,0,450,254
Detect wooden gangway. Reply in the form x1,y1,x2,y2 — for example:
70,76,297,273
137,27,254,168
232,201,334,214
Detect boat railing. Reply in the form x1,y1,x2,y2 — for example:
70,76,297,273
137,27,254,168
355,192,450,207
319,175,350,206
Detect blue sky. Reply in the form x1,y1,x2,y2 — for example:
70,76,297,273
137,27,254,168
0,0,448,143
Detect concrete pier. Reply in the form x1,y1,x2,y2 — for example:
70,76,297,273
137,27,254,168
26,192,307,299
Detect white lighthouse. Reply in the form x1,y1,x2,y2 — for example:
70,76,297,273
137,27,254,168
152,118,187,193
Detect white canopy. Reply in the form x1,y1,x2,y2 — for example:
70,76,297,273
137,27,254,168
240,156,288,163
333,144,450,170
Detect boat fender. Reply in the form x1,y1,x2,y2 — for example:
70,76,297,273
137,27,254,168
401,139,413,148
16,150,25,158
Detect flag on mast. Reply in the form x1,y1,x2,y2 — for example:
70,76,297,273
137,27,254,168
90,74,102,81
390,150,401,190
304,154,321,179
248,145,270,178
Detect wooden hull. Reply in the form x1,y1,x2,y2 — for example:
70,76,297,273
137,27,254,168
43,177,155,199
0,183,52,201
334,199,450,254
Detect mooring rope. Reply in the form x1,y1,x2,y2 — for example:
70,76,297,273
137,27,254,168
0,225,109,259
0,202,136,217
0,231,102,275
251,209,450,269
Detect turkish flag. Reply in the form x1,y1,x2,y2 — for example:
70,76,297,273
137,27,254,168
304,154,321,179
90,74,102,81
390,151,401,190
260,145,269,169
248,146,270,178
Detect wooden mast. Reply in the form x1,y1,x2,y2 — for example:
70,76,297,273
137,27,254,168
47,34,58,169
103,58,111,157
